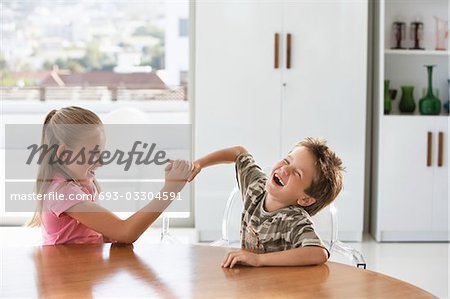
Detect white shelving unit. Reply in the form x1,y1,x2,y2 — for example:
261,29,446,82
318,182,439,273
371,0,449,242
385,49,450,56
382,0,450,116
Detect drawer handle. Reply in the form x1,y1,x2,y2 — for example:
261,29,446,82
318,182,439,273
286,33,292,69
438,131,443,167
274,33,280,69
427,132,432,167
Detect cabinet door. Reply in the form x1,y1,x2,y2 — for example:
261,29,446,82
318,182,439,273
432,118,449,236
378,117,434,237
195,2,282,240
281,0,368,241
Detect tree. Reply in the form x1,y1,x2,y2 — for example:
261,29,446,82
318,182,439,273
80,42,102,71
140,44,165,70
133,24,164,42
55,58,68,69
42,61,53,70
66,60,85,73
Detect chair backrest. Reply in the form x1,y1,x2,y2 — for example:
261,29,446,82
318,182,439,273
212,167,367,268
102,107,148,124
215,169,339,253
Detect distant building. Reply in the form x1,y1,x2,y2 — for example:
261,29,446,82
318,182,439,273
37,71,174,101
40,71,167,90
164,1,189,87
1,70,186,101
116,52,143,69
3,70,69,86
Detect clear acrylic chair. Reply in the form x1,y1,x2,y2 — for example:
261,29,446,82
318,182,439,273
211,185,367,269
160,216,181,244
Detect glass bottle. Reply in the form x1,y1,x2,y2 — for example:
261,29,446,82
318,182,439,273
384,80,392,115
434,16,448,51
445,79,450,114
419,65,441,115
444,100,450,114
399,86,416,113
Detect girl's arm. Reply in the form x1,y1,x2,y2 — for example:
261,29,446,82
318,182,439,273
188,146,248,181
65,160,191,244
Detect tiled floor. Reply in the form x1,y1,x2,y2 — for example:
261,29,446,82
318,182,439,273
330,235,449,298
1,227,448,298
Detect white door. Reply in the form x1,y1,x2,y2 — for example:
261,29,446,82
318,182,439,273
195,2,283,240
280,0,368,241
378,117,434,238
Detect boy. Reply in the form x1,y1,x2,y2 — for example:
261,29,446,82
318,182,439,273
189,137,344,268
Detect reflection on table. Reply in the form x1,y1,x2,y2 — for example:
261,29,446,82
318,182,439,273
1,244,436,298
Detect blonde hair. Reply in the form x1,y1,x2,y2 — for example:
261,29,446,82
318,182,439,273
295,137,344,216
27,106,103,227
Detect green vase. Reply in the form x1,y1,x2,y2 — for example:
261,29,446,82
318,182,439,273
399,86,416,113
384,80,392,115
419,65,441,115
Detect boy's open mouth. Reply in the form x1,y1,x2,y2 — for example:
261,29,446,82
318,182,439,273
273,173,285,187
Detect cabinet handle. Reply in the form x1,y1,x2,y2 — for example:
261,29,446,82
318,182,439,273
274,33,280,69
438,131,443,167
427,132,432,167
286,33,292,69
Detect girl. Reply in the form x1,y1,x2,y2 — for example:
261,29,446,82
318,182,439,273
28,106,191,245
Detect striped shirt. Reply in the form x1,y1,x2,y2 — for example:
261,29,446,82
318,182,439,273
236,153,328,255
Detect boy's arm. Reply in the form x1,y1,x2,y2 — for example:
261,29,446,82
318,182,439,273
222,247,328,268
188,146,248,181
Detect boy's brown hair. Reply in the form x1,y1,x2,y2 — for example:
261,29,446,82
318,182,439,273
296,137,344,216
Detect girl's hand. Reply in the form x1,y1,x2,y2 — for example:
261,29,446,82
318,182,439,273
164,160,192,192
187,160,201,182
221,250,262,268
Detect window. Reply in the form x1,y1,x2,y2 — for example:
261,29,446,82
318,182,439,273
1,0,192,226
1,0,190,103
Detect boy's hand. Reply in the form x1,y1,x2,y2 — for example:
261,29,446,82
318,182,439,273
164,160,192,192
221,250,261,268
187,160,202,182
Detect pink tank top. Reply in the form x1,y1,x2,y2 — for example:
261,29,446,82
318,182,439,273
41,177,103,245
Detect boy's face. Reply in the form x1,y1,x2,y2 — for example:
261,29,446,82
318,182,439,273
265,146,317,208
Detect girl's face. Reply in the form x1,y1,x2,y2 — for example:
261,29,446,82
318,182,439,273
59,130,105,183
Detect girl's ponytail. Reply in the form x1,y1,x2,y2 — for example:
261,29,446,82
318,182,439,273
44,109,57,125
27,109,58,227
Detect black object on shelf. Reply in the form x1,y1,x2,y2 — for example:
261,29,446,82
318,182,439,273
392,22,406,49
389,89,397,100
410,21,424,50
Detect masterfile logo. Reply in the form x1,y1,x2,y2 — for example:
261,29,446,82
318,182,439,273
4,124,192,213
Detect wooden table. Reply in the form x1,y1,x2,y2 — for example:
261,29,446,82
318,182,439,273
1,244,436,298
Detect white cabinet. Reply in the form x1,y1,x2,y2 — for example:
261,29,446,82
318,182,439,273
195,2,283,241
195,0,368,241
432,120,449,234
371,0,449,241
374,117,448,241
281,1,367,240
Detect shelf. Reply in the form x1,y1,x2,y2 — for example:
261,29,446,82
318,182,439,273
383,114,449,118
385,49,449,56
